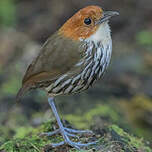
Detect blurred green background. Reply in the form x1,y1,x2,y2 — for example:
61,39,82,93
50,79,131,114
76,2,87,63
0,0,152,149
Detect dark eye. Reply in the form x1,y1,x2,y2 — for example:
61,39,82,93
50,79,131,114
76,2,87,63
84,18,92,25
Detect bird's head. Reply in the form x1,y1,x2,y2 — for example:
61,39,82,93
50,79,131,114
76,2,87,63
59,5,119,42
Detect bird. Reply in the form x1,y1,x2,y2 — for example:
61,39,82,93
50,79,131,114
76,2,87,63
16,5,119,150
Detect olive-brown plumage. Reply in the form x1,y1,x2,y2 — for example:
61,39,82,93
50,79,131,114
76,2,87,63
16,32,83,100
16,5,119,150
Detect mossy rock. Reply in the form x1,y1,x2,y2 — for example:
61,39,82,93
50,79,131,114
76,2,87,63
0,104,151,152
0,119,151,152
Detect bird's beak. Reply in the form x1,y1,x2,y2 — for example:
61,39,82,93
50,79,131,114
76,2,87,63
96,11,119,25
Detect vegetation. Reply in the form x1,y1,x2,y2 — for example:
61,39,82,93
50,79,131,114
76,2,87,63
1,114,151,152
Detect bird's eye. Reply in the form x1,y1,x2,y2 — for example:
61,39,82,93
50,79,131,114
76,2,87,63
84,18,92,25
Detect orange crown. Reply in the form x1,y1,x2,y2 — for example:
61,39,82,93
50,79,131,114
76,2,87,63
59,6,104,41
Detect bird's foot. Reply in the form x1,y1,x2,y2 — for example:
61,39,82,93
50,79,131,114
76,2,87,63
51,139,97,150
41,127,92,137
41,127,97,150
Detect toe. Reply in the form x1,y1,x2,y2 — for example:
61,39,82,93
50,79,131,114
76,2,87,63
65,127,93,134
40,129,60,137
66,132,79,138
51,141,65,147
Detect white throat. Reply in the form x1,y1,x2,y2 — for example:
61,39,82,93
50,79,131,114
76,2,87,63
86,22,111,46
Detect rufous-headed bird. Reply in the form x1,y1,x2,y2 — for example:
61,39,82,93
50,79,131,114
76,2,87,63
17,5,119,150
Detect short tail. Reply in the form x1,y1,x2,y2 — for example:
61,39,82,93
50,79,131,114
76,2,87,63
16,84,30,102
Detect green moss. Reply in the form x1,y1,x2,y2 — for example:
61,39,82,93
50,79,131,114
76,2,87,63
110,125,125,136
0,120,63,152
0,106,152,152
0,121,152,152
0,136,49,152
110,125,152,152
84,104,119,122
14,127,33,139
65,104,120,129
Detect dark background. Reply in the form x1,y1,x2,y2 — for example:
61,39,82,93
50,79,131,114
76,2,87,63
0,0,152,147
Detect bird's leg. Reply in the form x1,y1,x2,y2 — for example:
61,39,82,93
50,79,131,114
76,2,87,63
42,97,97,150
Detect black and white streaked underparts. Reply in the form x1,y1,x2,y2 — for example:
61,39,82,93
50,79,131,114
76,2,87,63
45,22,112,96
45,39,112,96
